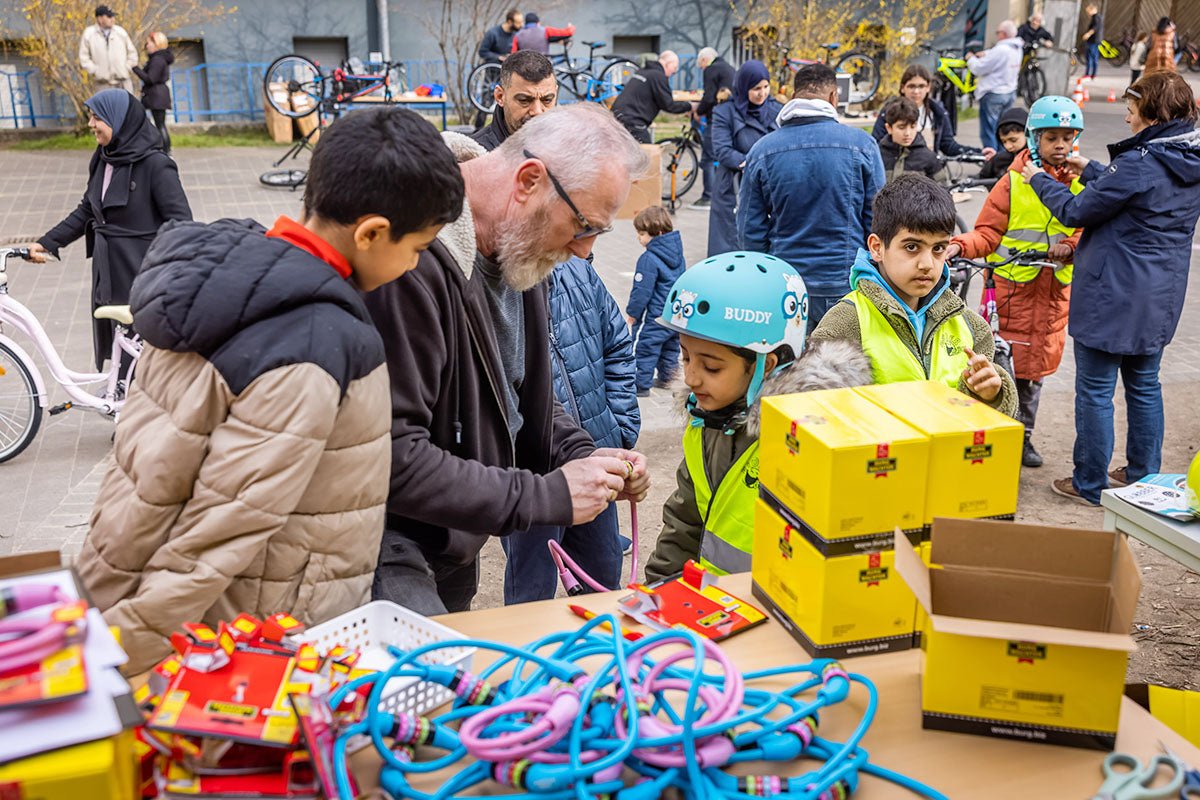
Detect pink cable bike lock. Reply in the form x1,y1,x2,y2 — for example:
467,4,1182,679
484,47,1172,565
550,500,639,595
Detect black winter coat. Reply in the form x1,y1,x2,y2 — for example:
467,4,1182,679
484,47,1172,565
469,111,509,152
611,61,692,131
872,96,977,158
133,49,173,110
696,57,736,120
363,233,595,607
38,104,191,369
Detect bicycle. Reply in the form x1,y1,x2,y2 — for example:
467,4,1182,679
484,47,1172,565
1017,41,1048,106
923,45,976,136
657,117,703,210
263,54,409,118
0,245,142,463
466,39,637,114
1097,37,1130,67
775,42,881,106
1176,32,1200,73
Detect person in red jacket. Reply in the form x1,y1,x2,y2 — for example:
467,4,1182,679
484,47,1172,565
945,97,1084,468
511,12,575,54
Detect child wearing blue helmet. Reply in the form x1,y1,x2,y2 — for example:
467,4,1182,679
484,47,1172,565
945,95,1084,468
643,253,872,582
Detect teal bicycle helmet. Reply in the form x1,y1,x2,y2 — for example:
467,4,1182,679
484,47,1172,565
1025,95,1084,167
657,251,808,413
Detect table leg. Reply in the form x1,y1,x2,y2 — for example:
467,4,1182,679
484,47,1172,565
1103,510,1117,531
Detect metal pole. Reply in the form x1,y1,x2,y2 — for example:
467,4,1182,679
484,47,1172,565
377,0,391,61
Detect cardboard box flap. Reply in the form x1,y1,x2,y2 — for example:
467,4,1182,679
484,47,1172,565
857,382,1024,433
929,518,1121,581
894,528,932,612
0,551,62,578
928,613,1137,652
931,569,1120,631
1111,540,1142,634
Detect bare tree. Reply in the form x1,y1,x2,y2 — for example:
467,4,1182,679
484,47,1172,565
606,0,748,57
421,0,512,124
3,0,226,126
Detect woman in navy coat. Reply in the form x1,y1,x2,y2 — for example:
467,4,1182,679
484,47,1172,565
707,60,782,256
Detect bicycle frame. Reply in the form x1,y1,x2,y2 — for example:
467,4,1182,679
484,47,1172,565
1098,39,1119,60
0,272,139,416
328,67,394,104
936,56,976,94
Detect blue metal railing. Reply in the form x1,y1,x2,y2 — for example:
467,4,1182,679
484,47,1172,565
0,55,701,129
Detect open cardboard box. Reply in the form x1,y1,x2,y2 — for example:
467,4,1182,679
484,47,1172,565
616,143,661,220
894,518,1140,750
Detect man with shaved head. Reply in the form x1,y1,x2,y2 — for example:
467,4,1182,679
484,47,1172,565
611,49,696,143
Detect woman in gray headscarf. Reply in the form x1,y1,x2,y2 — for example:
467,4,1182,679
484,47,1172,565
29,89,191,368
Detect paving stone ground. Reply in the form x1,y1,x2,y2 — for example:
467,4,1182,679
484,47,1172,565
1,66,1197,687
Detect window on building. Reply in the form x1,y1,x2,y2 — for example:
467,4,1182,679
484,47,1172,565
612,36,661,58
293,37,349,70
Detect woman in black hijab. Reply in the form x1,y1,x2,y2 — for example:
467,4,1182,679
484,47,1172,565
30,89,191,369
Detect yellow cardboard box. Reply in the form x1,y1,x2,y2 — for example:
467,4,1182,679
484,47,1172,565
0,730,137,800
856,381,1023,529
1127,684,1200,749
758,388,929,541
895,518,1140,750
751,493,919,658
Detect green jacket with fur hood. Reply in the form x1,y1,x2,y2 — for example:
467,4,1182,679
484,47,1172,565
645,339,874,583
809,269,1019,419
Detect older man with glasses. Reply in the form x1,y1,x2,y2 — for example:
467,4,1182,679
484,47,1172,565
363,104,651,615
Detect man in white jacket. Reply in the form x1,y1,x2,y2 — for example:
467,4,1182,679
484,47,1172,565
79,5,138,93
967,19,1023,153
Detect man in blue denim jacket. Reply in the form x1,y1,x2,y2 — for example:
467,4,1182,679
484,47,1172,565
737,64,885,333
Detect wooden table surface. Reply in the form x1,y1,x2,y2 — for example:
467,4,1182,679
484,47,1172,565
351,572,1200,798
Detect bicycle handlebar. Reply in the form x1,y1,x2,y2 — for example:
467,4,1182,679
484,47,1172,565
0,247,32,262
950,249,1056,271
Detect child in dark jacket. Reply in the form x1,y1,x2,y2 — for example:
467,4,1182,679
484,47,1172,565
501,255,641,603
879,98,949,185
978,107,1029,181
625,206,687,396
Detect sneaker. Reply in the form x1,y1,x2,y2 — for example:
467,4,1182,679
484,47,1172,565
1108,467,1129,488
688,198,711,209
1050,477,1099,507
636,387,650,398
652,378,674,390
619,535,633,555
1021,437,1043,468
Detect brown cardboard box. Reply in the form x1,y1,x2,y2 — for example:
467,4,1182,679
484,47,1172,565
263,82,294,143
616,143,661,220
895,518,1140,749
291,92,320,142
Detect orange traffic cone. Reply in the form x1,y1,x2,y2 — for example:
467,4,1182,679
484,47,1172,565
1082,84,1090,103
1072,140,1080,158
1107,88,1117,102
1071,78,1084,107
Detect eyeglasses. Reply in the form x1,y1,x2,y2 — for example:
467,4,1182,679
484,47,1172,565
523,149,613,240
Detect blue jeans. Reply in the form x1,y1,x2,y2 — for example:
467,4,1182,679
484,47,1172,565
501,503,623,604
807,292,845,336
1072,340,1164,503
1086,42,1100,77
978,91,1015,154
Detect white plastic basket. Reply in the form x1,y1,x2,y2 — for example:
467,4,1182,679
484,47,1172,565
299,600,476,718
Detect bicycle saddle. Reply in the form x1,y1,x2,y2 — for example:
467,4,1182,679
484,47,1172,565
821,42,841,50
94,305,133,325
583,40,606,49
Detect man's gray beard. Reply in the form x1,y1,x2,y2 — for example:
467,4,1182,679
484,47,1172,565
494,204,571,291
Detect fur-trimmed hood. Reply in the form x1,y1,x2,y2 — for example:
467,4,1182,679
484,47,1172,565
674,338,874,436
435,131,487,278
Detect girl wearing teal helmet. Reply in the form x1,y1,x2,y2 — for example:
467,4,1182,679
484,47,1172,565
945,94,1084,469
643,252,872,582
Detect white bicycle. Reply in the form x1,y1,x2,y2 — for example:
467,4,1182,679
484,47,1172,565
0,245,142,463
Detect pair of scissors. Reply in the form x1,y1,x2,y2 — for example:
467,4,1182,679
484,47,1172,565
1160,742,1200,799
1092,750,1185,799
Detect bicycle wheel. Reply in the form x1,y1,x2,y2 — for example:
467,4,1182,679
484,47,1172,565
260,168,308,189
467,62,502,114
1188,50,1200,73
938,79,959,135
1020,66,1046,106
0,342,43,463
597,58,639,107
263,55,322,118
834,52,880,105
659,138,699,202
1108,42,1130,67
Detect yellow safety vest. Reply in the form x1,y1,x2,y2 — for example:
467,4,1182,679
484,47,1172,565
987,170,1082,285
848,290,971,391
683,424,759,575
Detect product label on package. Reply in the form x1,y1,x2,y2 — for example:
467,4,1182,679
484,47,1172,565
204,700,257,719
1006,642,1047,661
980,685,1064,718
963,444,992,461
866,444,896,476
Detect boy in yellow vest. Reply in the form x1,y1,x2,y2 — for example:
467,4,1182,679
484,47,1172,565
945,96,1084,468
643,253,873,582
809,174,1018,417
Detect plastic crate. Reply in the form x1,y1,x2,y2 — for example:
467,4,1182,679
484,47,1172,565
299,600,475,718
